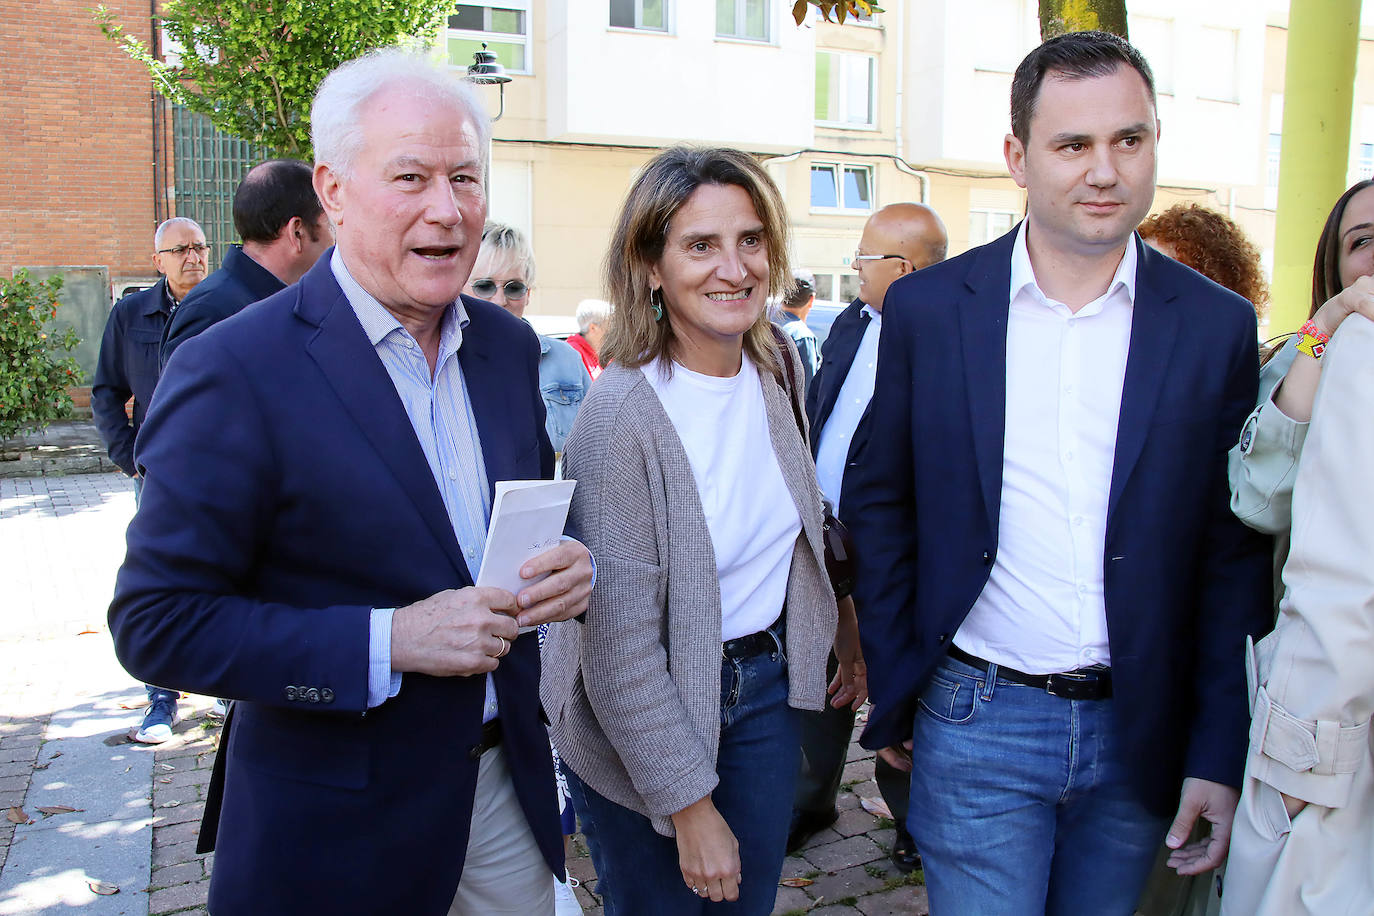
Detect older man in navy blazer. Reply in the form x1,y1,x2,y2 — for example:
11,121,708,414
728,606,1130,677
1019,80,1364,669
847,32,1271,915
109,50,591,916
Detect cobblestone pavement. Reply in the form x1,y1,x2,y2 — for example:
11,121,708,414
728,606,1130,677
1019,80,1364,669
0,472,929,916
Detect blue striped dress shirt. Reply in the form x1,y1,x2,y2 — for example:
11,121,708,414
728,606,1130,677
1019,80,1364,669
330,251,498,718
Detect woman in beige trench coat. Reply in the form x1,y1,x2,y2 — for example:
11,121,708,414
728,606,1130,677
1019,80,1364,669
1221,313,1374,915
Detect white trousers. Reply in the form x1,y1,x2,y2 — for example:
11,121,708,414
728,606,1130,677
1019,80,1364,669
448,745,556,916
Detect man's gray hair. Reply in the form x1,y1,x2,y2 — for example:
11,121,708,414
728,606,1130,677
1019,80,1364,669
311,48,492,178
154,217,204,248
575,299,612,334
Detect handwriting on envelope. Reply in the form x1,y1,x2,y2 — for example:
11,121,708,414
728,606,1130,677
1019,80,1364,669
476,480,577,630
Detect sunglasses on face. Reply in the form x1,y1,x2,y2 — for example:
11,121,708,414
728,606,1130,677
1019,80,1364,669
470,278,529,300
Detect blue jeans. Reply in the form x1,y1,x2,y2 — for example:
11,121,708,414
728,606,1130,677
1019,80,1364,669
909,655,1169,916
567,643,799,916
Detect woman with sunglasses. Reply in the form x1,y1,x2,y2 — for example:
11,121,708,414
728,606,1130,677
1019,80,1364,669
465,223,593,457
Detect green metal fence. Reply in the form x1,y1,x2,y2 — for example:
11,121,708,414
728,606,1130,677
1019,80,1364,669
166,104,272,266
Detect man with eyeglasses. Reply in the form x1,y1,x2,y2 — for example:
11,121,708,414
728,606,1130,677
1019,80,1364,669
787,202,948,867
160,158,332,369
91,215,208,743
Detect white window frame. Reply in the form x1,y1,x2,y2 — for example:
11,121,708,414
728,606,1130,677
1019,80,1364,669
815,51,877,130
810,162,874,214
968,208,1018,247
1196,26,1239,104
973,0,1027,74
447,1,532,76
717,0,771,43
609,0,670,32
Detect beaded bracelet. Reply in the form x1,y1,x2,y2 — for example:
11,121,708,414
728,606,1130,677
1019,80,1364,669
1295,319,1330,360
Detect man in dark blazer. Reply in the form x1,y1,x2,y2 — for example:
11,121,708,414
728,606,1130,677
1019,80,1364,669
788,203,947,870
91,216,206,744
846,32,1271,914
159,157,332,368
110,50,592,916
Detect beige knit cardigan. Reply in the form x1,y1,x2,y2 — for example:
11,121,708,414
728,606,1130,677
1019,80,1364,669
540,347,837,837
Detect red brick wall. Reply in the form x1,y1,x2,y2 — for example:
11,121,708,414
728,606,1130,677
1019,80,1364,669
0,0,160,283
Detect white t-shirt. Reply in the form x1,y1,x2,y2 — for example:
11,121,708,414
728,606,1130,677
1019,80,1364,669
645,356,802,641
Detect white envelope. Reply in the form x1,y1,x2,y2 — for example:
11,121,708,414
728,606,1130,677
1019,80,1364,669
475,479,577,631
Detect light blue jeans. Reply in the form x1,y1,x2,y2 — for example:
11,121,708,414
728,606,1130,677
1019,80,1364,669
909,654,1170,916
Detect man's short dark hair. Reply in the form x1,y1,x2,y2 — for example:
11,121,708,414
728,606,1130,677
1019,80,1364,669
233,159,324,243
782,269,815,312
1010,30,1156,144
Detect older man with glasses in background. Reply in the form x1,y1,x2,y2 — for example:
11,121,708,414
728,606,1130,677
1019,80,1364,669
91,215,208,743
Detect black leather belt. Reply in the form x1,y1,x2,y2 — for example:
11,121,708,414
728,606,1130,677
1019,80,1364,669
723,623,784,660
469,718,503,759
948,645,1112,701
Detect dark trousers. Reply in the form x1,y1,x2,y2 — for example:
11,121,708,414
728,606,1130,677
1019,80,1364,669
792,653,911,829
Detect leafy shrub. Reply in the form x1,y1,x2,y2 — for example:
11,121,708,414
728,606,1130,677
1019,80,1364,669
0,270,81,446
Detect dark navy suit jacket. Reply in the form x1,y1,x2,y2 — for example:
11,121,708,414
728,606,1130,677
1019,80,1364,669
847,228,1273,815
160,245,285,370
110,252,561,914
805,298,873,521
90,279,171,475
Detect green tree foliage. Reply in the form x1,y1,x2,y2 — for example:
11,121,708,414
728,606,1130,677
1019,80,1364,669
0,271,81,448
794,1,884,25
1039,0,1129,40
94,0,457,158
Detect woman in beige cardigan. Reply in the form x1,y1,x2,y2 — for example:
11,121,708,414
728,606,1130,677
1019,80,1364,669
1221,312,1374,914
540,147,864,915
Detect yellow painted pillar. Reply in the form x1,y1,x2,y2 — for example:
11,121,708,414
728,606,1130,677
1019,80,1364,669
1270,0,1360,333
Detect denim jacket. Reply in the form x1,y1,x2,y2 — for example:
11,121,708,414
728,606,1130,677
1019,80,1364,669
538,334,593,454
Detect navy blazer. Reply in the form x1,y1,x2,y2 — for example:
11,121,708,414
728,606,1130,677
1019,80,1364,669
110,251,561,915
805,298,874,522
846,228,1273,815
90,279,171,475
160,245,285,370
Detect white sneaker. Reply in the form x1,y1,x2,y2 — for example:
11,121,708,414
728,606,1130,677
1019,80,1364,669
554,870,583,916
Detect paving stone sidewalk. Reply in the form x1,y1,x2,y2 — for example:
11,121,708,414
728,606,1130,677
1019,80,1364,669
1,472,930,916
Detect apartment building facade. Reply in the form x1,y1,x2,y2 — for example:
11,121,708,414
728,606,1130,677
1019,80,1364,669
459,0,1374,322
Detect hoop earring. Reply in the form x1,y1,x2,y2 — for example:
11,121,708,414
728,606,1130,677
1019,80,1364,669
650,288,664,322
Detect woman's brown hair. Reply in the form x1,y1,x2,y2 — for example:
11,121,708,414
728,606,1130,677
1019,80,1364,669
600,147,791,378
1310,179,1374,318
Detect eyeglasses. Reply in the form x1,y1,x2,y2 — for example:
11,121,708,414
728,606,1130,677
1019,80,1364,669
853,251,909,264
470,278,529,300
157,243,210,257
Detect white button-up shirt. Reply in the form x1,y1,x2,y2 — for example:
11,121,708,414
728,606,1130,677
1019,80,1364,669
954,222,1137,674
814,304,881,516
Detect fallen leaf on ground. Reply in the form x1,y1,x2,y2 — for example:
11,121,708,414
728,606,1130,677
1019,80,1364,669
36,806,81,816
157,777,172,784
779,878,815,888
158,763,175,771
159,800,181,808
6,807,32,825
860,795,893,819
76,629,101,636
88,881,119,895
49,752,62,759
32,762,50,771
